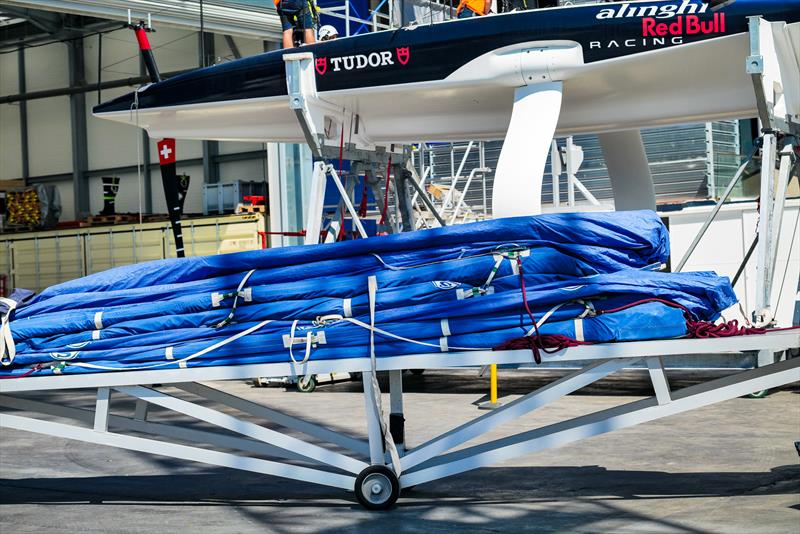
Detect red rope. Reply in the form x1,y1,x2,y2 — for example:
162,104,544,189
687,319,767,338
598,297,691,317
0,364,42,379
493,277,789,364
511,257,593,363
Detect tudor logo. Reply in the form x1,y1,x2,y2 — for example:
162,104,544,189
315,47,411,75
315,57,327,76
396,46,410,65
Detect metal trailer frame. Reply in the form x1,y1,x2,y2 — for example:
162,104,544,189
2,15,799,510
2,331,798,509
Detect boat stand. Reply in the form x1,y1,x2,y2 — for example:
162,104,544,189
2,331,798,509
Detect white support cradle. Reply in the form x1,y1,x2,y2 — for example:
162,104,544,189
1,331,798,509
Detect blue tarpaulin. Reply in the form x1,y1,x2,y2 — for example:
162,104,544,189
0,211,736,377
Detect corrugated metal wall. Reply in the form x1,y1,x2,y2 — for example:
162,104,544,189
423,121,743,216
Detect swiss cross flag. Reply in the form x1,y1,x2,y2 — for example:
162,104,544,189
157,138,176,165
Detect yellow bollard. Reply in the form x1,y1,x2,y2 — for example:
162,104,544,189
490,364,498,405
479,363,502,410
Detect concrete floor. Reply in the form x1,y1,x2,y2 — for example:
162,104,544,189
1,370,798,533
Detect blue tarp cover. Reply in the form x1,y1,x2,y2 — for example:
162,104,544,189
1,211,736,377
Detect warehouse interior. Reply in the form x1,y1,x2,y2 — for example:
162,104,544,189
0,0,798,527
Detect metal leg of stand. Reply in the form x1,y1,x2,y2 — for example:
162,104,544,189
304,161,328,245
754,133,777,325
363,374,385,465
388,369,405,454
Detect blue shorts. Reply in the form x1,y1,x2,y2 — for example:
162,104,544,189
280,7,314,31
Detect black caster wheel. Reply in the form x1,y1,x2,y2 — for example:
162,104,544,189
296,375,317,393
354,465,399,510
410,369,425,376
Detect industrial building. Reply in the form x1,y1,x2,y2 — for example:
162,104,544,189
0,0,798,530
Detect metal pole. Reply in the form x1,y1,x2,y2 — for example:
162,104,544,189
200,0,205,66
566,137,575,207
68,37,90,219
406,170,446,227
675,153,754,272
17,43,29,183
96,33,103,104
346,0,350,36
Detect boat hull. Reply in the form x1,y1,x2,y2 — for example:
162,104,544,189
93,1,800,143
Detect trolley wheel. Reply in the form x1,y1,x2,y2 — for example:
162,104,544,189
410,369,425,376
296,375,317,393
354,465,399,510
747,389,769,399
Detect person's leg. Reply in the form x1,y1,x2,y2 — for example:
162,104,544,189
282,29,294,48
302,10,316,44
280,12,295,48
457,9,475,18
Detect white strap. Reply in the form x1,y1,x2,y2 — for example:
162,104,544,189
287,319,314,368
440,318,451,337
525,302,567,337
574,318,585,342
93,312,104,330
439,337,449,352
368,276,378,371
72,320,273,372
165,346,174,360
0,297,18,366
343,298,353,318
92,330,101,340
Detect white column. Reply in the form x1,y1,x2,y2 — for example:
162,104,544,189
492,82,563,218
598,129,656,212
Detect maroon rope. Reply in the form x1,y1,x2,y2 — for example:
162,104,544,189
0,364,42,379
493,287,791,364
687,319,767,338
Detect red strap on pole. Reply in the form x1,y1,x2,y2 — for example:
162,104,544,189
358,172,369,218
379,156,392,225
134,27,151,50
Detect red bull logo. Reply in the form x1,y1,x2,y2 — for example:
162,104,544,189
643,12,725,36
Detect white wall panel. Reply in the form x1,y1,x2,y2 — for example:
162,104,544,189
145,27,200,74
84,27,200,83
0,51,17,94
1,50,23,180
24,43,68,92
51,179,76,221
218,140,264,155
85,30,140,82
219,158,268,184
668,201,800,328
0,105,22,180
86,85,140,170
26,96,72,176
